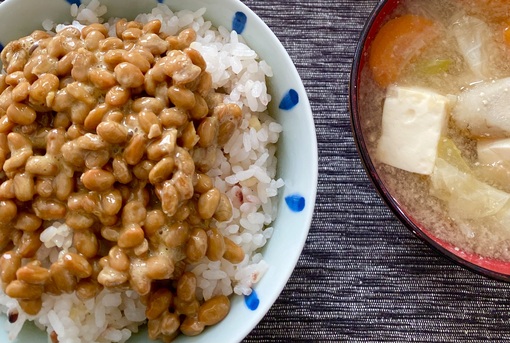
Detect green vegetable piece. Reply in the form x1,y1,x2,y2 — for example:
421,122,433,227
437,137,471,173
418,59,452,75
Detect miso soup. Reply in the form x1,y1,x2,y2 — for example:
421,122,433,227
360,0,510,261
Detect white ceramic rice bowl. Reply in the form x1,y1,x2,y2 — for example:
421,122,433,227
0,0,317,342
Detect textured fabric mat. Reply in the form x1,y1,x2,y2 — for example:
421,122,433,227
1,0,509,342
242,0,510,342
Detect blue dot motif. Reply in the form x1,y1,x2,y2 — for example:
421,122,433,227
232,11,247,34
244,290,260,311
279,89,299,110
0,43,3,54
285,194,305,212
157,0,164,3
65,0,82,5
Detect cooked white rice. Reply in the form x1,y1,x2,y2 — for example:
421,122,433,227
0,0,283,342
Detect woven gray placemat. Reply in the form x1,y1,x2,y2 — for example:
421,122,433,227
242,0,510,342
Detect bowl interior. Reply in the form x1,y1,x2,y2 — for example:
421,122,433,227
0,0,318,342
349,0,510,281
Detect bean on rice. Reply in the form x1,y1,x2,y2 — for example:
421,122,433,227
0,1,283,342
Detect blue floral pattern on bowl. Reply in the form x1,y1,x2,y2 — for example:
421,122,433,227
233,11,248,34
285,194,306,213
244,290,260,311
279,89,299,110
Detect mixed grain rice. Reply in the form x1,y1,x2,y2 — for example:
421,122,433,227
0,1,283,342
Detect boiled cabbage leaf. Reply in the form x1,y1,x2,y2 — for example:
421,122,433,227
430,138,510,220
436,137,470,173
451,15,492,80
430,158,510,219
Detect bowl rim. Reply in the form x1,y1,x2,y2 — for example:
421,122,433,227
348,0,510,282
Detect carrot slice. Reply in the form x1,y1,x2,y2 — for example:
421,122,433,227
368,14,440,88
504,24,510,46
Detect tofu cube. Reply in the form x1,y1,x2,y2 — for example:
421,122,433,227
376,85,449,175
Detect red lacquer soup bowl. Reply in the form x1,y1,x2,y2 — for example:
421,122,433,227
349,0,510,281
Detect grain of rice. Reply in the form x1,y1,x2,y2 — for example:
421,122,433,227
244,193,261,205
269,122,284,133
70,4,78,16
255,152,269,166
259,60,273,76
226,225,240,234
87,0,100,12
191,264,209,275
95,305,106,330
240,202,257,213
251,129,260,150
231,236,243,245
257,127,268,142
202,282,216,300
198,279,211,290
103,328,122,342
203,270,228,280
42,19,54,31
247,212,266,225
